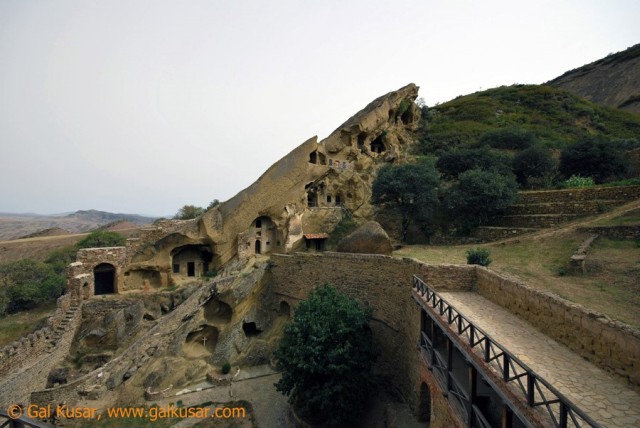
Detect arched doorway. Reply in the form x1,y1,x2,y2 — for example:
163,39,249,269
94,263,116,295
255,239,261,254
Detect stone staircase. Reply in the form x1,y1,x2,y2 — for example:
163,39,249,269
474,185,640,241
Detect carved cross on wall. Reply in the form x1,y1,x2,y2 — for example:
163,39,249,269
201,336,207,347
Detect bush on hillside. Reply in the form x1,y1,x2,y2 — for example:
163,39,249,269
479,128,536,150
173,205,205,220
444,169,518,226
436,147,512,180
0,259,65,315
76,230,126,249
562,175,595,188
466,248,492,266
559,138,630,184
512,145,557,188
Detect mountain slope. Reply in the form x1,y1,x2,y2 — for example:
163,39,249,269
0,210,156,241
547,44,640,115
418,84,640,154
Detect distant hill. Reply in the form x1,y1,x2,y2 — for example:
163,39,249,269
418,84,640,154
547,44,640,115
0,210,156,241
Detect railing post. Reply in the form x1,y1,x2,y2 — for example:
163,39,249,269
526,373,535,406
457,314,462,334
470,324,475,346
503,354,510,381
484,337,490,362
559,402,568,428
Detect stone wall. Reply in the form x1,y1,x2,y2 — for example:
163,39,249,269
577,225,640,240
516,185,640,205
269,252,474,412
475,267,640,387
0,293,82,406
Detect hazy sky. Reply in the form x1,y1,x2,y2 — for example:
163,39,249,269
1,1,638,216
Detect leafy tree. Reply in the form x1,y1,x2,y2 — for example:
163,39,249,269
45,246,78,275
559,138,629,183
436,147,512,180
445,169,518,226
512,145,557,188
173,205,205,220
206,199,220,210
76,230,126,249
479,128,536,150
371,163,440,241
275,285,378,427
0,259,65,314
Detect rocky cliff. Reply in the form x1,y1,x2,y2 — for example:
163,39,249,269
548,44,640,115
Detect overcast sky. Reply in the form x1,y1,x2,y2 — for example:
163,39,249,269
1,1,638,216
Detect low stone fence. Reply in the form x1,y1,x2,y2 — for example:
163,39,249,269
577,225,640,240
517,185,640,205
475,267,640,387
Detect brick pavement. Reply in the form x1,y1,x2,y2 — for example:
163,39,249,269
439,291,640,428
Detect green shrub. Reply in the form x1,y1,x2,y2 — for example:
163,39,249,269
221,362,231,375
76,230,126,249
479,128,536,150
512,145,557,188
559,137,629,183
436,147,512,180
444,169,518,227
0,259,65,315
563,175,595,188
466,248,492,266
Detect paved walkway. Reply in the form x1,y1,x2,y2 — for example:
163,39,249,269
438,291,640,428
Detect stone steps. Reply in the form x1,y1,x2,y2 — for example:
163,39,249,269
504,200,620,216
473,226,540,241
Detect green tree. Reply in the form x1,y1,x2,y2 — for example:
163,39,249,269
445,169,518,226
512,145,557,188
436,147,512,180
76,230,126,249
0,259,65,314
371,163,440,241
206,199,220,210
173,205,205,220
479,127,536,150
559,138,629,183
275,285,378,427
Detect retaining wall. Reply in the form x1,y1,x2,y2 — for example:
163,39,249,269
516,185,640,205
476,268,640,387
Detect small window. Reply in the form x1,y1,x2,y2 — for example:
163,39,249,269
336,195,341,204
173,264,180,274
327,195,332,203
255,219,262,228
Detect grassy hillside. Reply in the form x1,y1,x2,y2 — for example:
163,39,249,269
417,84,640,154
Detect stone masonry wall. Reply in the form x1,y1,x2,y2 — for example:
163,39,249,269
577,226,640,240
269,252,475,412
516,185,640,205
0,294,82,406
475,267,640,387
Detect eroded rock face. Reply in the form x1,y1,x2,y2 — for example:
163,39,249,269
337,221,393,255
93,84,421,294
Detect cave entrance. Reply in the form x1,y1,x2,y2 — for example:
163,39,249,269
94,263,116,295
255,240,261,254
242,322,263,337
370,135,385,154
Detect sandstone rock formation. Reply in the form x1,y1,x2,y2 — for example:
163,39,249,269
337,221,393,255
106,83,421,294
